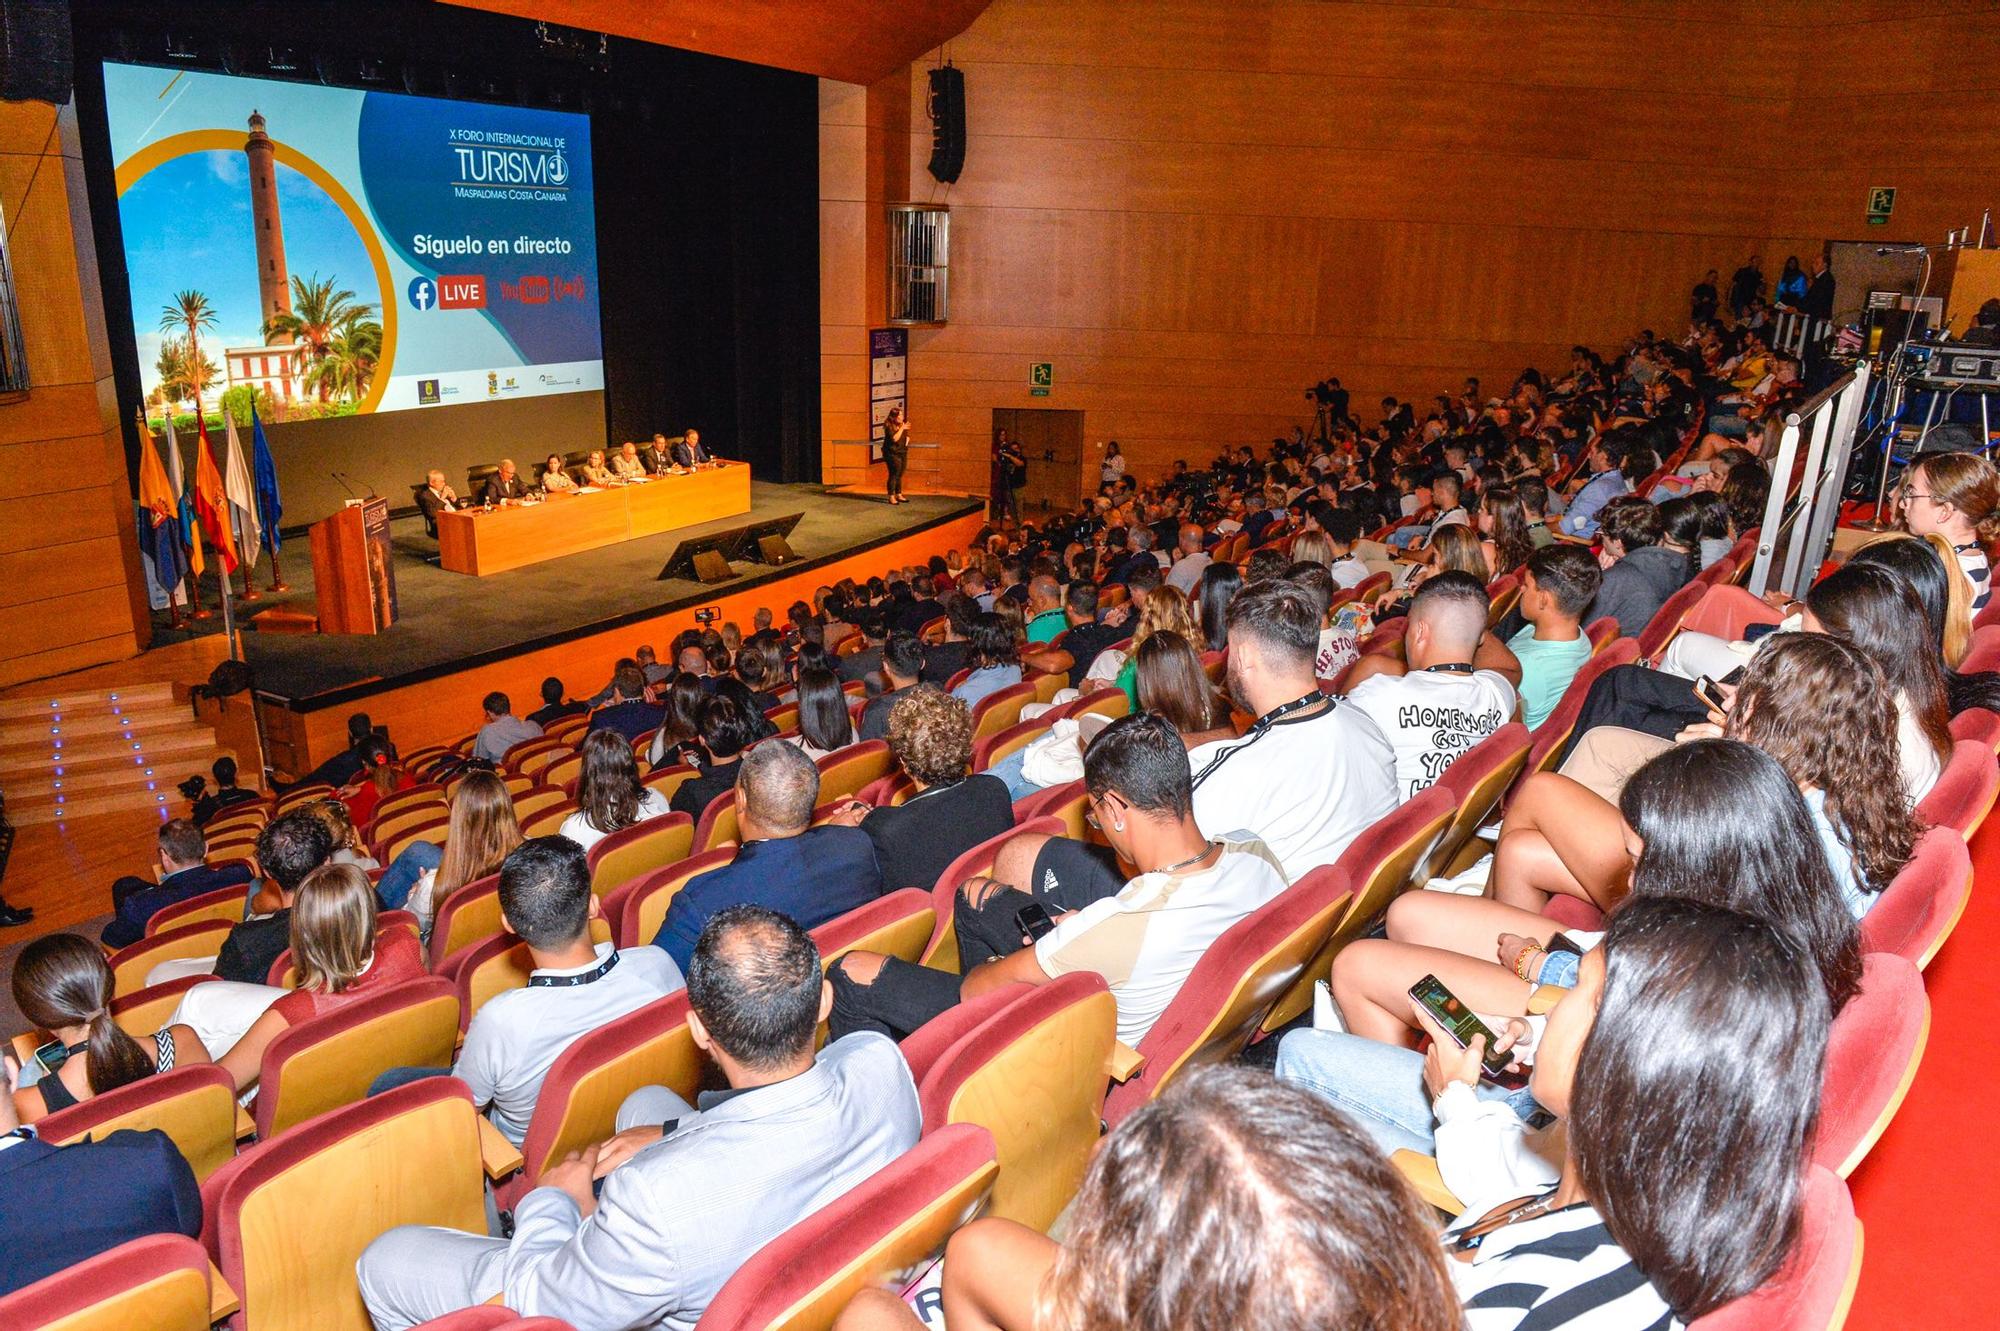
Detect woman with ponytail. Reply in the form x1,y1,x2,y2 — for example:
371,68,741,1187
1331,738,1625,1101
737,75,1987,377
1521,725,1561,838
10,934,207,1123
1901,450,2000,611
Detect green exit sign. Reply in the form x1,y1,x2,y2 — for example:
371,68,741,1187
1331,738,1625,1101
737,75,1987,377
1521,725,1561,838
1029,362,1053,397
1866,186,1896,226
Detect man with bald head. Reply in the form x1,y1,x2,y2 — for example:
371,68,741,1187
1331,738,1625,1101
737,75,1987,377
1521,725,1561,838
611,441,646,479
1023,573,1066,643
1341,570,1521,798
1164,521,1212,596
481,458,529,505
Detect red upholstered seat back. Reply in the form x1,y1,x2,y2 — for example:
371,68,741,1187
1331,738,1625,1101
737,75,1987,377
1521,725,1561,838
1818,952,1928,1177
1914,738,2000,839
1689,1166,1859,1330
1859,825,1972,968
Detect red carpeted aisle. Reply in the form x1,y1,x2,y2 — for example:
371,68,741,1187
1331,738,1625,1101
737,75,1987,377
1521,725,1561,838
1844,812,2000,1326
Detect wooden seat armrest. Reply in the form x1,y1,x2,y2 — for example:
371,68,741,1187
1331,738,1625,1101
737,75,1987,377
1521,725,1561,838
1391,1148,1466,1216
233,1103,255,1141
209,1262,242,1320
1105,1041,1146,1082
478,1115,525,1180
1526,983,1565,1016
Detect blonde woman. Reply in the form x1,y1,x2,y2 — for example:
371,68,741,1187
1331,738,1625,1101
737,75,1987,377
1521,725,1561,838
308,798,379,871
406,771,524,934
580,448,614,486
1104,585,1197,707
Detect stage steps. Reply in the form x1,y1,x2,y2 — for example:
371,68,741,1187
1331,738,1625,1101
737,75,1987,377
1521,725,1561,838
0,685,243,826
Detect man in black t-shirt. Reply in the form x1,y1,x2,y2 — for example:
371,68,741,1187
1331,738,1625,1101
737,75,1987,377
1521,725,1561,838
214,811,334,984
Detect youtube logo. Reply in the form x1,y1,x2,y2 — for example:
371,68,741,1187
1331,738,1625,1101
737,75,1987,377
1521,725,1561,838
436,274,486,309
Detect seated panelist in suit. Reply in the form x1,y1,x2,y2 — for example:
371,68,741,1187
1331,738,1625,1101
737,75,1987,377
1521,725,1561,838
671,426,711,469
482,458,531,505
640,433,673,474
540,452,577,494
415,469,460,536
580,448,614,485
610,441,647,479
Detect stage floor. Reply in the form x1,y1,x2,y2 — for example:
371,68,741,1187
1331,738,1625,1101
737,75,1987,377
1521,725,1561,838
233,484,982,706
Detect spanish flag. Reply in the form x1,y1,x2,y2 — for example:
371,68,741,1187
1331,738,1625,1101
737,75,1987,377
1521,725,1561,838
136,415,188,604
193,414,238,574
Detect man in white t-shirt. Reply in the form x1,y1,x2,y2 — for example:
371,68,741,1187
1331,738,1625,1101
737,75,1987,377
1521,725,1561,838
1164,523,1213,597
1185,579,1399,879
822,714,1287,1047
1343,571,1521,799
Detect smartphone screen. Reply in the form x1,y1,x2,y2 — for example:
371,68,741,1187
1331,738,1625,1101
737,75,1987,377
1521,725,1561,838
1015,902,1056,941
31,1039,68,1079
1409,974,1514,1076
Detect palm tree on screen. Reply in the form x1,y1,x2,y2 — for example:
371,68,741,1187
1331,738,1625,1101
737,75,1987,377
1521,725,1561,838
158,289,218,418
154,335,217,414
267,273,374,402
313,312,382,403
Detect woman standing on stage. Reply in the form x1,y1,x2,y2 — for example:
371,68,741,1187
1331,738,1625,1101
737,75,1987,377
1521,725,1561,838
883,406,912,505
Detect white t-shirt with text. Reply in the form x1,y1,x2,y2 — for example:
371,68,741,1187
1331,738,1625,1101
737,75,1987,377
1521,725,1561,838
1347,668,1517,799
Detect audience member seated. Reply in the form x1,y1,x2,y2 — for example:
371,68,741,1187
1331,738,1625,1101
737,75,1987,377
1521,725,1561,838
667,693,760,820
308,798,380,872
646,670,709,767
1343,572,1521,799
357,905,921,1330
951,612,1026,708
378,837,684,1141
828,714,1286,1046
1194,560,1243,652
859,632,924,741
539,452,577,493
1506,545,1600,728
639,434,672,474
528,675,589,729
1554,434,1635,539
1898,450,1997,611
101,817,254,948
921,596,977,685
834,1067,1461,1331
188,755,259,826
1163,522,1213,596
830,687,1013,892
559,730,671,854
472,689,544,764
10,934,209,1123
655,742,883,971
1589,498,1686,639
1108,586,1198,707
339,737,416,833
790,664,858,761
1021,582,1122,687
1186,579,1398,879
396,771,524,930
589,664,667,742
482,458,531,505
292,710,377,792
141,811,332,989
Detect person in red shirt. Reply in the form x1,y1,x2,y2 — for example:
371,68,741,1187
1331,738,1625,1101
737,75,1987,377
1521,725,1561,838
340,737,416,833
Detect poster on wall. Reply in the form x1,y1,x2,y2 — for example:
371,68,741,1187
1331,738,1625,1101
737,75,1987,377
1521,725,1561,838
362,495,398,630
869,328,908,463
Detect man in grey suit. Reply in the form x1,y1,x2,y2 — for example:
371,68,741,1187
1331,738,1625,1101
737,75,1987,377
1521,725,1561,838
357,905,920,1331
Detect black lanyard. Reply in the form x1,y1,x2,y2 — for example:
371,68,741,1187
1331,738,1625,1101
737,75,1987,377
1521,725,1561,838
1421,663,1476,675
527,950,620,989
1192,691,1333,789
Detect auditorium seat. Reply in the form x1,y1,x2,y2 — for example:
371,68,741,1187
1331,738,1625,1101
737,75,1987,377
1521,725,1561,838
1690,1167,1859,1331
810,888,936,973
204,805,270,839
970,682,1037,742
1104,864,1358,1126
110,919,236,994
816,739,895,805
274,784,336,815
1424,722,1531,881
585,812,694,897
378,815,450,865
253,976,460,1139
497,990,703,1209
765,702,801,733
642,761,702,807
1584,615,1622,653
1485,572,1522,626
1672,582,1783,645
692,788,742,853
1265,787,1457,1031
1012,780,1089,839
145,882,250,936
1029,671,1068,705
427,871,504,969
544,713,590,745
369,784,449,834
604,846,737,948
205,829,264,862
694,1123,998,1331
1819,953,1928,1177
409,1311,580,1331
520,798,579,839
107,973,221,1045
37,1064,246,1183
1948,705,2000,751
541,752,584,793
402,746,456,780
1524,638,1641,773
1058,687,1130,724
1861,824,1974,968
920,816,1063,973
1633,579,1711,661
0,1233,224,1331
919,614,949,645
1914,738,2000,839
508,739,569,781
510,784,570,825
973,713,1054,773
912,972,1116,1231
205,1078,503,1331
855,771,916,808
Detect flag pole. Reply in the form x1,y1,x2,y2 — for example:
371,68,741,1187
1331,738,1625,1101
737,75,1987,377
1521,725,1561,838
240,563,260,602
189,565,211,620
268,549,288,593
219,556,240,660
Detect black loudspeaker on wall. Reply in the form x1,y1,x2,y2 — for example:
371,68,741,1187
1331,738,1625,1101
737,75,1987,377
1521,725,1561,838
926,64,965,185
1,0,74,104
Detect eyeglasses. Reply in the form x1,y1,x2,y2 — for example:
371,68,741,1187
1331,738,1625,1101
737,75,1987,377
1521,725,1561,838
1900,491,1934,502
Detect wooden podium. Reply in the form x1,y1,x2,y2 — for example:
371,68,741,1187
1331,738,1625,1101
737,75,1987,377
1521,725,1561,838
309,497,398,634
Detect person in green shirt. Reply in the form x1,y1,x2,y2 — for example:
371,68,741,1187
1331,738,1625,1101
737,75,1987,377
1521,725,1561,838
1506,544,1601,729
1024,574,1068,644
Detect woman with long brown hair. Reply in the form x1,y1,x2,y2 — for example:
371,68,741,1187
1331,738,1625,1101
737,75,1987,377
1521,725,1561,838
1900,449,2000,610
560,728,669,852
10,933,209,1123
646,671,709,767
1105,586,1197,707
1134,630,1234,750
406,770,525,932
1478,485,1533,576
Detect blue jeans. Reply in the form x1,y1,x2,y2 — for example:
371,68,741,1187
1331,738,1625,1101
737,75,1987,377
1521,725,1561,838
1704,412,1751,438
376,840,443,910
1274,1028,1541,1158
982,749,1047,801
369,1065,451,1097
1386,523,1431,551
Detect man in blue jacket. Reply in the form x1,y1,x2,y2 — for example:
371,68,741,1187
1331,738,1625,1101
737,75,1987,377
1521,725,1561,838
653,741,882,970
0,1123,201,1295
102,818,254,949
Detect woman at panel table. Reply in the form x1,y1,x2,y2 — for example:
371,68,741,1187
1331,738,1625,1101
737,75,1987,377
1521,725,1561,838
580,448,614,486
540,452,577,494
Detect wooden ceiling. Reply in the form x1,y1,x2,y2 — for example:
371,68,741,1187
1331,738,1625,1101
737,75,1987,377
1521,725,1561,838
439,0,994,85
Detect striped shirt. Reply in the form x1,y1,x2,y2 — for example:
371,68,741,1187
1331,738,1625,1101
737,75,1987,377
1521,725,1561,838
1449,1199,1682,1331
1954,542,1991,612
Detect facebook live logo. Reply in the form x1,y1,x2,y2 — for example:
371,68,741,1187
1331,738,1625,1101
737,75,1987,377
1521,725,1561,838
407,275,485,310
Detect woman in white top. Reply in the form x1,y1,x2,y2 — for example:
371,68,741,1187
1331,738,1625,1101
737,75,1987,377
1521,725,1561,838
1099,441,1126,488
789,665,857,763
1900,449,1998,611
558,728,670,854
539,452,576,493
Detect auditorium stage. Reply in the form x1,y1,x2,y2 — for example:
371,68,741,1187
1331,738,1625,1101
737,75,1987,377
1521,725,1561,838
240,484,987,778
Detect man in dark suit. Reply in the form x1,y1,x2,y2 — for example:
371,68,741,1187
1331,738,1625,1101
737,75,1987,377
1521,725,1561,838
639,433,673,474
481,458,531,505
415,469,460,537
102,818,256,948
588,665,667,742
1801,253,1838,390
670,427,711,469
0,1128,202,1297
652,742,882,971
836,612,889,693
860,633,924,741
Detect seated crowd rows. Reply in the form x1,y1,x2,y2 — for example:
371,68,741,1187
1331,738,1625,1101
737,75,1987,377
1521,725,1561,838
7,315,1998,1331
